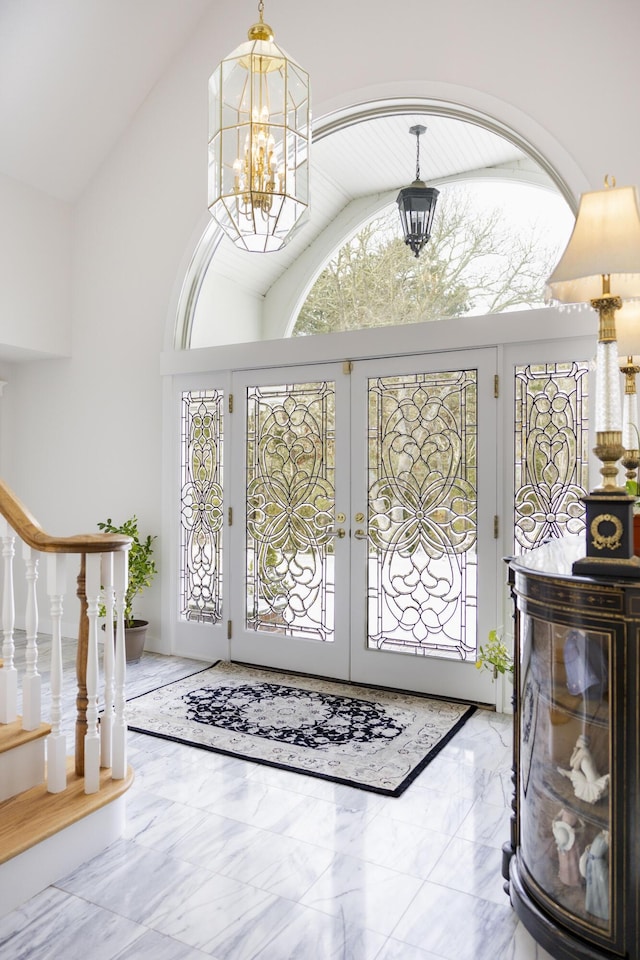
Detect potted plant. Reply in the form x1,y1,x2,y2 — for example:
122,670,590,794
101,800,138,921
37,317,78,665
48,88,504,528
476,629,514,713
98,515,157,662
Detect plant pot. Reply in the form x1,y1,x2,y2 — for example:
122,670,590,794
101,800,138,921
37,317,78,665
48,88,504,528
495,671,514,714
102,619,148,663
124,620,148,663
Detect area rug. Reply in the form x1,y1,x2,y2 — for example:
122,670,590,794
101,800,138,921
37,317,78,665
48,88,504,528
126,661,476,796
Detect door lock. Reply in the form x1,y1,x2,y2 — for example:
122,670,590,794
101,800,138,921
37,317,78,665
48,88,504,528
355,512,365,523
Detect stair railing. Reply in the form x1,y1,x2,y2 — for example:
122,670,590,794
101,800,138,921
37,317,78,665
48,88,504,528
0,479,131,794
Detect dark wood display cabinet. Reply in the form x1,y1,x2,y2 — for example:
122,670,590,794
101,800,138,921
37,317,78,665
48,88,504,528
503,536,640,960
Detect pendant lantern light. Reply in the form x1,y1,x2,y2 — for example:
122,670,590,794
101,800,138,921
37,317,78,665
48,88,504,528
397,125,439,258
208,1,311,253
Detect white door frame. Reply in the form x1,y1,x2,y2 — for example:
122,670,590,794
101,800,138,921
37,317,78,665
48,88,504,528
163,308,598,703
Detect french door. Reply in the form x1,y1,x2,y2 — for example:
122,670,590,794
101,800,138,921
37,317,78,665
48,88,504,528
228,349,498,702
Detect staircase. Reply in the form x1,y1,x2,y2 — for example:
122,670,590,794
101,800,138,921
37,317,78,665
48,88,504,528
0,480,135,916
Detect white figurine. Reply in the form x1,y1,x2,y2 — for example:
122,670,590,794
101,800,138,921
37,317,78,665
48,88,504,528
579,830,609,920
551,807,583,886
557,735,609,804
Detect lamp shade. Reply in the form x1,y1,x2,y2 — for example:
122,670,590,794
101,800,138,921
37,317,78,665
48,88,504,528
546,184,640,303
616,301,640,360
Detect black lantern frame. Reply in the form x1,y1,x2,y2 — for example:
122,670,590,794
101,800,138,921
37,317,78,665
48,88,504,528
396,125,439,258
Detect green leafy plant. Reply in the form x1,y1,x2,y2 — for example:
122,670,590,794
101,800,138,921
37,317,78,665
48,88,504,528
98,516,157,627
476,629,514,680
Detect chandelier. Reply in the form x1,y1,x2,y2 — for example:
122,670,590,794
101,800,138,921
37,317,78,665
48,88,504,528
396,125,439,258
208,1,311,253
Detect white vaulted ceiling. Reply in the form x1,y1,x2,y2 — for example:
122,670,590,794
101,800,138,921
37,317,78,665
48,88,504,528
0,0,213,202
0,2,566,305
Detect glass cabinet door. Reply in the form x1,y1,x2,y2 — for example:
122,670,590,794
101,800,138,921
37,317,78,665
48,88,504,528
519,614,611,933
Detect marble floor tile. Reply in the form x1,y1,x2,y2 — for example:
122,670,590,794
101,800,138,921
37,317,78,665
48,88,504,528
374,939,448,960
300,853,424,937
210,825,336,900
417,751,497,800
455,796,513,850
123,789,211,853
202,776,311,832
0,641,552,960
111,928,213,960
144,871,294,959
56,838,218,925
251,900,388,960
377,780,476,835
282,793,382,852
0,886,142,960
427,835,508,905
443,714,513,773
392,880,518,960
342,810,451,879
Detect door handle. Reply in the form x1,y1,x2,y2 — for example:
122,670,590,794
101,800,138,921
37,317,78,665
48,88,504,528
327,527,346,539
354,528,367,540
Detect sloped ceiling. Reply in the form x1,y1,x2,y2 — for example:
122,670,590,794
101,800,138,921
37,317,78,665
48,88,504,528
0,2,560,305
0,0,213,202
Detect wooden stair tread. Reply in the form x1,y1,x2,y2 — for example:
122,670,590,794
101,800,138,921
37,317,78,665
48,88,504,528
0,719,51,754
0,758,134,864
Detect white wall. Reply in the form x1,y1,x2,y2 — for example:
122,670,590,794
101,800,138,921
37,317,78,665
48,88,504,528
0,173,71,360
3,0,640,650
191,272,263,348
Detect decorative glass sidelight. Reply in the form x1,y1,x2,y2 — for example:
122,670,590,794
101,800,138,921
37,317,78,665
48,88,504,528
514,361,589,553
366,370,478,660
246,381,335,639
179,390,224,622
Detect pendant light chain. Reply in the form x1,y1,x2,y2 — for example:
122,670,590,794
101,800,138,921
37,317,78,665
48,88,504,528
258,0,265,22
415,129,421,182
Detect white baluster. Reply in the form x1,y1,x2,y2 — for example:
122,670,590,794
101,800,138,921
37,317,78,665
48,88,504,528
0,518,17,723
84,553,101,794
100,552,114,769
21,543,41,730
47,554,67,793
112,549,128,780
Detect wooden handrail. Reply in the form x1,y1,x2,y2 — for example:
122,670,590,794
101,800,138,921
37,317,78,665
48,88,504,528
0,479,131,554
0,478,132,778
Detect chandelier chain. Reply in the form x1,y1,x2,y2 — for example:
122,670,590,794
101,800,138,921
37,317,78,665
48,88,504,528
258,0,265,22
415,131,421,181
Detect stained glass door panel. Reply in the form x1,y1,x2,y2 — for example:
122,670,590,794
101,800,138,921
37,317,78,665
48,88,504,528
176,375,231,663
514,361,589,553
180,388,224,624
230,364,351,679
350,351,498,701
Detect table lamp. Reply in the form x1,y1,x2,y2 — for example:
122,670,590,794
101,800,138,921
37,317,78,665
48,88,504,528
545,179,640,576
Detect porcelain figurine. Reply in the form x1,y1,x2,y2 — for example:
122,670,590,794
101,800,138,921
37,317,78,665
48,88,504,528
551,807,584,886
579,830,609,920
557,735,609,804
